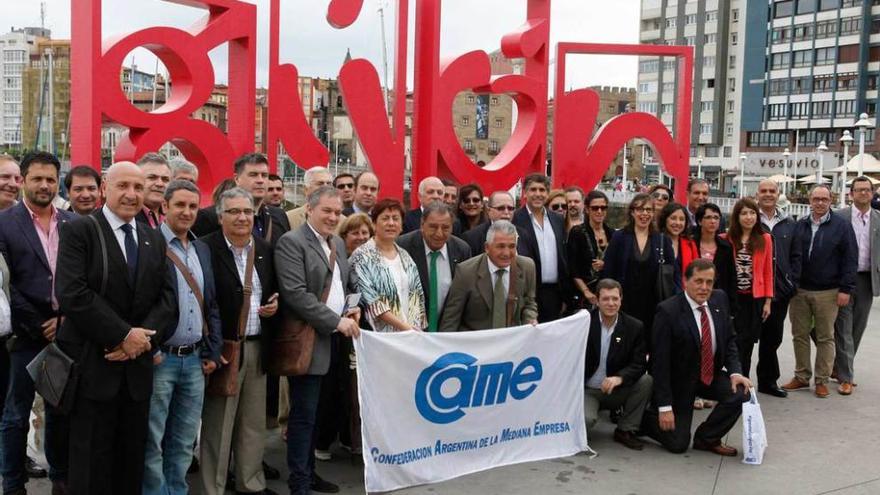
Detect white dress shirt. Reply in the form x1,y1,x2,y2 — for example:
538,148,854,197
658,293,717,413
102,205,138,261
424,241,452,313
307,222,346,315
486,257,510,294
529,207,558,283
586,315,618,389
851,207,872,272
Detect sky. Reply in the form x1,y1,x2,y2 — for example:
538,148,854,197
4,0,642,91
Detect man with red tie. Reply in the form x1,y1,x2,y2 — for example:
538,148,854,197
640,258,752,456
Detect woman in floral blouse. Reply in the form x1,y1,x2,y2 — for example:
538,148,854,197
350,198,427,332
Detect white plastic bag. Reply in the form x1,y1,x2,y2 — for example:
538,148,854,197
741,388,767,465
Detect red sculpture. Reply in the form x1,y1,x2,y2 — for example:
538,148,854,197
71,0,694,205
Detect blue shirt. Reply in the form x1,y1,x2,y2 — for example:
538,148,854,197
161,223,205,346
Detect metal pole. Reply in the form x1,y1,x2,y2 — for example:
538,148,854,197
859,128,866,176
739,154,746,198
46,48,54,153
621,141,628,191
841,141,850,209
793,129,800,185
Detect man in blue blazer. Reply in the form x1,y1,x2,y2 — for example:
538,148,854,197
0,151,75,494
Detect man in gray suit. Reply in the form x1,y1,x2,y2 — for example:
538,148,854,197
440,221,538,331
397,203,471,332
274,185,360,495
833,176,880,395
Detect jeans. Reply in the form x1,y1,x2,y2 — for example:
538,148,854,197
143,352,205,495
0,346,69,492
287,374,323,495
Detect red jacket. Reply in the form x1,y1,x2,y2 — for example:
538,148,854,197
678,238,699,287
720,232,774,299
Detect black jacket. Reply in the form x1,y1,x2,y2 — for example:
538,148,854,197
794,212,858,294
460,221,534,258
760,211,802,302
511,207,568,286
396,230,472,313
584,309,647,387
692,231,737,310
201,231,278,370
649,290,741,409
56,210,177,402
192,204,290,247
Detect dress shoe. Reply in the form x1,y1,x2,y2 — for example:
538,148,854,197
781,377,809,391
692,439,737,457
262,461,280,480
613,429,644,451
758,384,788,398
838,382,854,395
26,456,47,478
311,474,340,493
51,480,70,495
814,383,830,398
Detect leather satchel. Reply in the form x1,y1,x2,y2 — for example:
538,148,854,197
268,238,337,376
655,234,677,302
206,244,255,397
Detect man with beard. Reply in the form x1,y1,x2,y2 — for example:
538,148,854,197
0,152,75,495
63,166,102,216
0,154,22,211
136,153,172,229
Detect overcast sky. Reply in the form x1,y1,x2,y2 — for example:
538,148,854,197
5,0,641,90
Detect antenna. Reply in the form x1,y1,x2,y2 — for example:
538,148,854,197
40,2,47,31
377,0,391,111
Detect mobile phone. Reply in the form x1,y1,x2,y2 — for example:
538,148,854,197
267,293,279,304
342,293,361,315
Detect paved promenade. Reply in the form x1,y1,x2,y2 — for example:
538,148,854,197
29,303,880,494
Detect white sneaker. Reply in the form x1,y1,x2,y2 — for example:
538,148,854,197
315,449,332,461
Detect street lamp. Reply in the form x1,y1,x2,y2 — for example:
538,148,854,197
840,130,854,208
855,112,874,176
739,154,747,198
697,157,703,179
782,147,792,196
817,141,828,186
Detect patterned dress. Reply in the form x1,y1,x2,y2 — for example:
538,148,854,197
350,238,427,332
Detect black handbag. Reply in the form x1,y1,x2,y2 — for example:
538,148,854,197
655,234,677,301
29,215,107,414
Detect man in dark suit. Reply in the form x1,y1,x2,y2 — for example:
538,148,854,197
341,171,379,216
641,259,752,456
56,162,177,494
462,191,531,257
0,152,75,494
402,176,445,234
143,180,223,495
583,279,651,451
0,154,21,211
63,165,101,216
512,174,569,322
397,203,471,331
134,153,172,228
199,187,279,495
440,221,538,331
192,153,290,247
274,186,360,495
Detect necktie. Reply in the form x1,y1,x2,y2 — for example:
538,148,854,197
427,251,440,332
492,268,507,329
698,305,713,386
120,223,138,283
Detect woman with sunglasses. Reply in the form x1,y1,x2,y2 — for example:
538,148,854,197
657,203,698,290
456,184,487,233
721,198,774,379
547,189,567,218
649,184,673,228
601,193,674,331
567,191,615,306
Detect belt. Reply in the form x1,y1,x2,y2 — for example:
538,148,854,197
160,342,201,356
244,335,261,341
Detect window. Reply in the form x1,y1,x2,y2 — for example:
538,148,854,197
774,0,794,18
748,131,789,148
797,0,818,14
662,82,675,93
700,101,714,112
836,99,856,117
724,146,733,158
837,73,858,91
769,103,788,120
699,124,713,134
820,0,840,10
793,49,812,68
814,46,836,65
811,100,832,118
638,82,651,93
813,74,834,92
494,118,503,128
768,78,790,95
704,33,717,44
666,17,676,28
637,102,658,113
489,140,499,153
771,52,791,69
490,97,499,105
840,17,862,35
703,56,716,67
815,19,837,39
461,116,469,126
872,17,880,35
727,100,735,112
686,14,698,25
792,76,811,94
726,125,733,137
464,139,473,151
661,103,674,114
705,146,720,158
771,27,790,44
868,102,877,115
639,60,660,73
684,36,696,46
731,32,738,45
868,74,878,90
729,55,737,69
793,24,815,41
790,102,810,119
729,78,736,92
732,9,739,21
663,60,676,71
466,95,475,104
704,78,715,89
705,11,718,22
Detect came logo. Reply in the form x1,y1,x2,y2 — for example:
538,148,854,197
414,352,543,424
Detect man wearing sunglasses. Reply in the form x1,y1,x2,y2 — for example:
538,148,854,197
333,173,355,211
461,191,532,257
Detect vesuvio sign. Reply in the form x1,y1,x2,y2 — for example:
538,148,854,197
70,0,695,204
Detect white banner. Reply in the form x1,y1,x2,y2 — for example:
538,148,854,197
355,311,591,492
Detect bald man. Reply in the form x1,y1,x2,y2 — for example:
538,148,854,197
403,176,463,235
56,162,177,494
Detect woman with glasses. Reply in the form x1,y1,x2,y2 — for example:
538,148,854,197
721,198,773,378
601,193,674,331
456,184,487,233
350,199,427,332
649,184,673,227
657,203,698,290
567,191,616,306
547,189,567,218
694,203,737,304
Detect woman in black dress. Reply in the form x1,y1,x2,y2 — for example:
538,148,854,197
567,190,615,308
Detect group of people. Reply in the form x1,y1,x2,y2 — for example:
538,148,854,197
0,149,875,495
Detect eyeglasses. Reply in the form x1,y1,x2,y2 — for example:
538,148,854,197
634,207,654,214
336,183,354,190
490,205,516,212
652,192,670,201
550,203,566,211
223,208,256,217
589,205,608,212
702,215,721,221
462,197,482,205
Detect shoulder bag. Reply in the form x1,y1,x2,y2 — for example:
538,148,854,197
655,233,677,302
